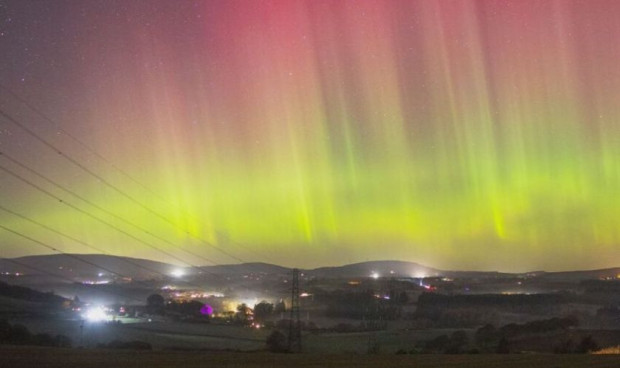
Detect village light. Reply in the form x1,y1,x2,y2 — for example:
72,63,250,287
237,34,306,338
83,306,109,322
171,269,185,278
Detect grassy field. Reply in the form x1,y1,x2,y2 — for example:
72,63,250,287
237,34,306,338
9,319,269,350
2,346,620,368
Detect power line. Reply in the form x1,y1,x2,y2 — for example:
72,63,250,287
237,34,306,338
0,98,267,263
0,109,185,232
0,204,256,295
0,162,275,294
0,255,145,304
0,207,282,322
0,93,281,281
0,162,201,269
0,155,275,292
0,204,183,280
288,268,302,353
0,83,178,206
0,150,219,266
0,222,237,305
0,224,158,292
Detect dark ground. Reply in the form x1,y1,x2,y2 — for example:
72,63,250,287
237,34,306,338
2,346,620,368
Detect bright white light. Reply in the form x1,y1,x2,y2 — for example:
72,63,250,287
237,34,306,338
83,306,109,322
370,272,379,280
171,269,185,278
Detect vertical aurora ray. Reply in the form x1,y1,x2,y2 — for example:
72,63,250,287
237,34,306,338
1,0,620,271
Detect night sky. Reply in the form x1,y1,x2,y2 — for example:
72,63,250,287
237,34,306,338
1,0,619,272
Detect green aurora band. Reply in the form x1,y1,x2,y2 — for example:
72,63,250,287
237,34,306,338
0,1,619,271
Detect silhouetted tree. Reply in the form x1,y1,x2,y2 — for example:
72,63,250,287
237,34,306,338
577,335,599,353
9,324,31,345
475,324,498,350
235,303,252,324
446,330,468,353
253,301,274,322
168,300,204,317
146,293,165,315
0,321,71,347
424,334,450,353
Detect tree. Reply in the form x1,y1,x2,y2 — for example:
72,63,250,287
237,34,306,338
9,324,32,345
446,330,468,354
265,330,287,353
577,335,599,353
146,294,165,315
174,300,204,316
475,324,498,350
424,334,450,353
274,299,286,314
254,301,274,322
235,303,253,324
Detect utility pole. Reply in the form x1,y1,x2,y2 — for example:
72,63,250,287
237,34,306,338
288,268,302,353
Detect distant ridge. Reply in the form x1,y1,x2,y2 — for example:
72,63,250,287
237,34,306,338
2,254,620,282
201,262,291,275
0,254,178,281
307,260,440,278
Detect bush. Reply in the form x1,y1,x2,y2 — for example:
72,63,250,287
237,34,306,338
577,335,599,353
475,324,497,345
266,330,287,353
9,324,32,345
146,294,165,315
0,321,71,347
32,333,55,347
54,334,72,348
554,339,576,354
253,301,274,322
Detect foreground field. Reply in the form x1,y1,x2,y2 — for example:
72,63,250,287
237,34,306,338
2,346,620,368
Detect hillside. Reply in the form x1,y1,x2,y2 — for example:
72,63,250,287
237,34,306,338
0,254,180,281
3,254,620,287
308,260,440,278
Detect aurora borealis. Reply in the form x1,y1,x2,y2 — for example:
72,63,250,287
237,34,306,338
1,0,619,271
